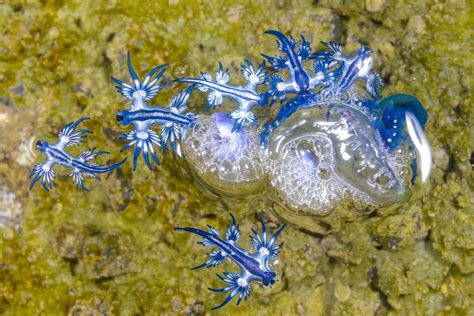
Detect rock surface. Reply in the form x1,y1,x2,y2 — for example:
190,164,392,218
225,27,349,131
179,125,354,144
0,0,472,314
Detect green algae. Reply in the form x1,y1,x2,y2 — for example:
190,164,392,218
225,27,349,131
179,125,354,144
0,0,472,315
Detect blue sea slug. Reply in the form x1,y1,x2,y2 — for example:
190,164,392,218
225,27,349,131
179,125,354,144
176,60,269,132
112,53,195,170
259,31,382,146
29,117,125,191
175,214,285,310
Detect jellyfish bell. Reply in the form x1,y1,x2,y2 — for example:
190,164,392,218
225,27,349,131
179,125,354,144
182,112,267,196
267,100,414,216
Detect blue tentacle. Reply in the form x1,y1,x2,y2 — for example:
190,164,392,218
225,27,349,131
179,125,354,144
79,158,127,174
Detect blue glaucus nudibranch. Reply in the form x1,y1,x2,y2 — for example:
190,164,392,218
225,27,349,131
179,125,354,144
175,214,285,310
112,52,196,170
29,117,125,191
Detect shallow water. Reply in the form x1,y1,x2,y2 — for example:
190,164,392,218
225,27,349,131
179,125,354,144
0,1,472,315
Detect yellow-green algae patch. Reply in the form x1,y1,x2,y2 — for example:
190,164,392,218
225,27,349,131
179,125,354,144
0,0,472,315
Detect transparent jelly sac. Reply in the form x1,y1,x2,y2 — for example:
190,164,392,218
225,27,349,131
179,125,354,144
267,101,414,215
182,112,267,195
181,105,415,213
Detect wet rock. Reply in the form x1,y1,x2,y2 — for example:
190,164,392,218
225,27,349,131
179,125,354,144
68,298,113,316
227,5,244,23
0,96,12,106
309,8,343,42
365,0,386,12
0,185,22,230
78,231,138,279
53,224,85,260
431,198,474,274
335,283,351,302
186,300,206,315
333,284,381,314
387,236,402,251
404,15,426,48
406,256,449,290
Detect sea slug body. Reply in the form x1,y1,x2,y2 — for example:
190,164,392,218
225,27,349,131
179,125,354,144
112,53,195,170
29,117,125,191
175,214,285,310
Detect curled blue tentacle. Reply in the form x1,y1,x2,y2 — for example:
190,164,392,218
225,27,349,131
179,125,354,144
377,94,428,150
376,94,431,182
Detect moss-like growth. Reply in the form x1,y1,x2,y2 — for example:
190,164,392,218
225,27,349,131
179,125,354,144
0,0,472,314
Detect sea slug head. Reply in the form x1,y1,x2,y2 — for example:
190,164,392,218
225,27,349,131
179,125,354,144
115,111,125,125
261,271,277,287
115,110,132,126
35,140,49,153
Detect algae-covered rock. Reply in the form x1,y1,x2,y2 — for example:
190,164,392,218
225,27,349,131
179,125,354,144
77,230,139,280
68,298,114,316
0,185,22,230
53,224,86,260
0,0,472,315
